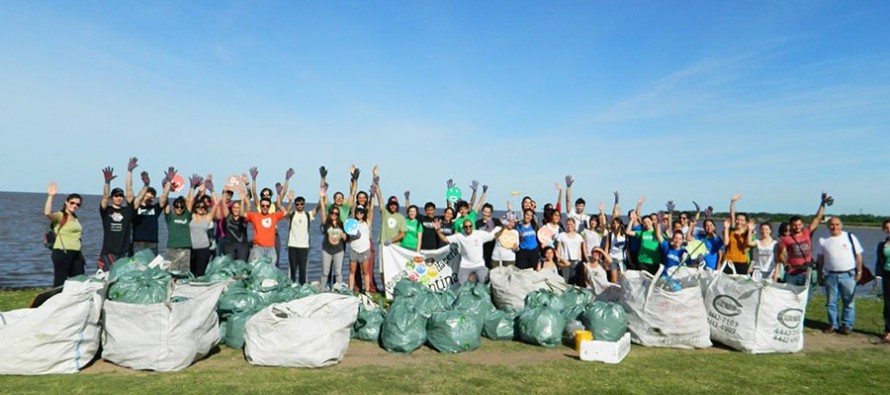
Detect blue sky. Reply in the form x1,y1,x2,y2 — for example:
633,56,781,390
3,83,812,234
2,1,889,215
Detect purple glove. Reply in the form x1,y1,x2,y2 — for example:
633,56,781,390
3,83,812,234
665,200,675,212
657,210,665,223
249,167,258,181
127,157,138,172
275,182,283,196
352,167,361,181
565,175,574,188
140,171,150,186
613,191,620,204
102,167,116,183
470,180,479,192
373,175,380,185
285,168,294,181
446,179,455,189
821,192,834,207
705,206,714,218
319,166,328,178
404,190,410,201
189,174,203,188
204,177,214,192
483,184,488,193
369,184,377,196
693,201,701,213
165,167,177,183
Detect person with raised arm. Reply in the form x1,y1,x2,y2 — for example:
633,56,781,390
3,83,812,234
162,169,197,273
686,209,725,271
604,192,628,283
401,198,423,254
515,208,540,270
625,207,664,276
419,201,442,250
491,204,520,267
131,169,165,255
246,168,291,267
189,183,221,277
285,181,324,285
475,201,503,269
218,183,251,262
98,157,143,270
453,181,488,235
372,166,407,288
348,183,376,292
321,164,357,223
722,193,751,274
624,196,646,270
433,217,504,284
582,201,607,258
779,192,832,285
319,185,348,290
44,182,85,287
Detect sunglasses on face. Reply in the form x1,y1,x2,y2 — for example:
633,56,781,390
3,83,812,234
462,225,472,229
295,202,304,206
331,212,340,216
68,201,81,207
260,204,271,208
174,205,184,209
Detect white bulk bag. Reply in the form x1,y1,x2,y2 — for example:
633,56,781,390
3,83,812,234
244,293,360,368
490,266,568,310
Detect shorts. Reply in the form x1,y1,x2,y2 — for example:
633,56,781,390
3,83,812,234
609,258,623,271
350,248,371,263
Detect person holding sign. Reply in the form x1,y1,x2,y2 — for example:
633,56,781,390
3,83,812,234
433,218,504,284
372,166,407,288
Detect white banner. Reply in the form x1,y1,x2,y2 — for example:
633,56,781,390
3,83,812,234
380,244,462,299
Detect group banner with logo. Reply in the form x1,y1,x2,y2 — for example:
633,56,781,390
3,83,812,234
380,244,461,300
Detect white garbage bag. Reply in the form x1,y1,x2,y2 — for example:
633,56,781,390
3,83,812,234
620,267,711,349
0,279,105,375
585,264,622,302
704,271,808,353
102,281,227,372
490,266,568,310
244,293,360,368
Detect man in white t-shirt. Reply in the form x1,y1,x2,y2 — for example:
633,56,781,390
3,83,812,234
816,217,863,335
434,218,503,284
287,194,322,284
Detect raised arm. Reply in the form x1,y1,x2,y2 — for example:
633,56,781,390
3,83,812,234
564,175,574,211
404,190,411,216
348,164,358,209
809,192,832,232
597,202,607,232
282,190,294,216
367,184,376,225
611,191,621,222
468,180,479,210
125,157,138,204
44,182,58,219
209,193,222,218
635,196,644,219
554,182,563,212
655,211,665,243
746,222,757,248
186,175,201,212
132,170,150,207
473,184,488,213
277,168,294,211
158,167,175,209
372,166,384,214
692,201,702,224
729,193,740,225
100,166,116,209
625,212,639,236
248,166,259,209
319,186,330,225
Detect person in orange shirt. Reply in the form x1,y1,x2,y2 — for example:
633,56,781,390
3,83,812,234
246,168,292,267
722,193,750,274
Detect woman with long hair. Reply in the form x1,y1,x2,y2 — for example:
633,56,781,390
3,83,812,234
44,182,85,287
348,185,375,292
320,196,347,290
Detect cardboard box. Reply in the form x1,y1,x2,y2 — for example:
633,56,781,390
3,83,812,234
579,332,630,364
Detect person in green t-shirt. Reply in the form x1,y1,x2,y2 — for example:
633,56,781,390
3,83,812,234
452,182,488,235
401,205,423,253
320,164,358,223
625,210,664,276
162,173,197,273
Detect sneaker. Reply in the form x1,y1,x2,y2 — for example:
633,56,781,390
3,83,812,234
840,327,852,335
822,327,837,334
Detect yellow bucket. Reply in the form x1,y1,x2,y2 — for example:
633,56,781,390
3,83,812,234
575,330,593,352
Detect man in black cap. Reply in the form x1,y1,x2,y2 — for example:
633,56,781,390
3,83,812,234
98,157,144,270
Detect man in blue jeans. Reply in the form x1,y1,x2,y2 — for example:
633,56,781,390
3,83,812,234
816,217,863,335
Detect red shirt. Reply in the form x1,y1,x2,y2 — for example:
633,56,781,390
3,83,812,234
247,211,285,247
779,228,813,272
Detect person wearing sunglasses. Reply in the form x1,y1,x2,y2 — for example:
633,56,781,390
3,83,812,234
98,157,145,270
371,166,407,289
218,184,251,262
320,186,348,290
189,182,221,277
433,217,505,284
162,172,198,273
347,185,375,292
131,168,168,256
44,182,85,287
286,184,324,285
246,168,292,267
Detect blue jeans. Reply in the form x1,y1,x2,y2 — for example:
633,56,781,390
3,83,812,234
784,272,809,286
824,270,856,330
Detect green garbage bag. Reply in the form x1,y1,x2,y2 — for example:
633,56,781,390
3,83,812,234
132,249,156,265
108,269,171,304
518,306,566,348
426,310,482,353
393,278,424,300
107,258,141,283
434,289,457,307
381,301,427,353
524,290,564,311
354,300,386,342
559,287,594,321
452,283,496,326
414,290,449,319
482,309,518,341
248,258,289,292
219,319,228,341
580,301,628,342
224,309,258,349
218,287,264,316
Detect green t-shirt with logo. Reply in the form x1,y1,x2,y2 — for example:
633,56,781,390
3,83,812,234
166,211,193,248
453,211,477,234
380,210,407,243
636,229,662,265
401,218,423,250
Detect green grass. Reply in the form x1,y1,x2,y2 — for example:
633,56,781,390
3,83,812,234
1,289,888,394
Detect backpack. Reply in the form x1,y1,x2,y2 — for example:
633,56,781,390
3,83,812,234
44,214,70,250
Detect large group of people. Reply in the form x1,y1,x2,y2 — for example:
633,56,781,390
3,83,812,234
43,157,889,343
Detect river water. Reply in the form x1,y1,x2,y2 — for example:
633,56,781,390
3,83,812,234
1,191,885,292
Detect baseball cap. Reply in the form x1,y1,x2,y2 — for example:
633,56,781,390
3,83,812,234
111,188,124,197
387,196,399,207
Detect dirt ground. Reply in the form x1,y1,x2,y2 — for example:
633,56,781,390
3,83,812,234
79,327,888,374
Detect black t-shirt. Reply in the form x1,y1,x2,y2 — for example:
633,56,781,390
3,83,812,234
420,215,441,250
132,203,163,243
100,204,135,255
439,217,455,238
224,214,248,244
